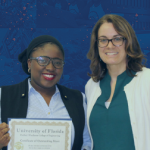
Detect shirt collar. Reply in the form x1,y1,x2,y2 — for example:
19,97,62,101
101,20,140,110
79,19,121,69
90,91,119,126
28,78,60,95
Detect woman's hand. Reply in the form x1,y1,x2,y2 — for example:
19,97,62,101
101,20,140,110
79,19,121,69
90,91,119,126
0,122,10,149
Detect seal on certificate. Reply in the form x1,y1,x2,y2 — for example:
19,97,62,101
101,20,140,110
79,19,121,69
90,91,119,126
14,142,24,150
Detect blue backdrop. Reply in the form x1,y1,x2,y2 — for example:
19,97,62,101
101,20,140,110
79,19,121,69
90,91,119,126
0,0,150,92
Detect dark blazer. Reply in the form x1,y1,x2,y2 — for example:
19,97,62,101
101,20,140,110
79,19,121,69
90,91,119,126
1,78,85,150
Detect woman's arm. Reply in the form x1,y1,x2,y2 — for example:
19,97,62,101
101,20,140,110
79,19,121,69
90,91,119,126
81,93,91,150
0,88,10,149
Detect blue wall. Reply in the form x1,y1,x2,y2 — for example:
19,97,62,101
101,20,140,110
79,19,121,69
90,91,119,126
0,0,150,92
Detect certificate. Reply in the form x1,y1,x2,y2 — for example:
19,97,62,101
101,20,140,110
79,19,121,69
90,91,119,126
7,118,72,150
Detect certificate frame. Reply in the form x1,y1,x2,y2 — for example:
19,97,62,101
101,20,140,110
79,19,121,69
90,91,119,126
8,118,72,150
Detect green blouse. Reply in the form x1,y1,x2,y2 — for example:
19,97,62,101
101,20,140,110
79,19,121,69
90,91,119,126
90,70,135,150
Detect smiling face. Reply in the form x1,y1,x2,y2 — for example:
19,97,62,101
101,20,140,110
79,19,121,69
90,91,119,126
27,43,64,91
98,22,127,69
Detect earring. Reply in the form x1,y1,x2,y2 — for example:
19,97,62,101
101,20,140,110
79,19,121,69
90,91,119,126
28,68,31,73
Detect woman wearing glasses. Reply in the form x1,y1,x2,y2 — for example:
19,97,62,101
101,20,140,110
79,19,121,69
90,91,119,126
0,35,91,150
85,14,150,150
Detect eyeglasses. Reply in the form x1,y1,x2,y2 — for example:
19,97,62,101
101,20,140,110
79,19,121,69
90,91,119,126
29,56,64,69
97,37,126,48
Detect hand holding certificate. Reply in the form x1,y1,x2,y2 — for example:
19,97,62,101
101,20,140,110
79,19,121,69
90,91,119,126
8,119,72,150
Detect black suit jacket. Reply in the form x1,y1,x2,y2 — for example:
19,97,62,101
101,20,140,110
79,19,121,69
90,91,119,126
1,78,85,150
